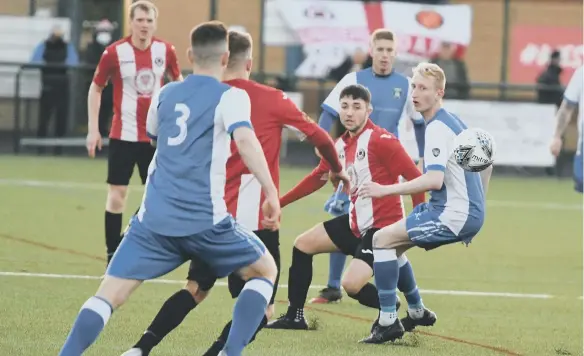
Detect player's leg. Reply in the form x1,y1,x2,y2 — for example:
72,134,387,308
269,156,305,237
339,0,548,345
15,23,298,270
314,193,350,304
124,261,216,356
204,230,280,356
188,218,276,356
105,139,136,265
266,214,356,330
60,218,185,355
397,253,436,332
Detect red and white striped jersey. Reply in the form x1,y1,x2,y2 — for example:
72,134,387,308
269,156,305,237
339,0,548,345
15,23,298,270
312,120,425,236
93,36,181,142
223,79,340,232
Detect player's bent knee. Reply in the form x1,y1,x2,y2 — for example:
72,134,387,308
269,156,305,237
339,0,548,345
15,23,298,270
106,185,128,213
96,275,141,309
184,280,210,304
341,277,364,296
239,252,277,284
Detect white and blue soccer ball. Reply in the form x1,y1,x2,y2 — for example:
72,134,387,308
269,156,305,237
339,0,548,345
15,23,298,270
453,128,495,172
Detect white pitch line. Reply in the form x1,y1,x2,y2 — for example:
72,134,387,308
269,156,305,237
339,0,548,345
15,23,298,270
0,271,560,300
0,179,581,211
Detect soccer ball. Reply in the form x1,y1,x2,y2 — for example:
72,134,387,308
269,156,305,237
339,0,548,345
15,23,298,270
453,128,495,172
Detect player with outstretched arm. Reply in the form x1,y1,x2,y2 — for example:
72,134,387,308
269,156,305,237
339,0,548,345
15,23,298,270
358,63,493,344
313,28,426,304
265,84,436,334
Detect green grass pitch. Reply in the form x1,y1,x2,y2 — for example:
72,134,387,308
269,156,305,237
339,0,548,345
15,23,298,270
0,156,582,355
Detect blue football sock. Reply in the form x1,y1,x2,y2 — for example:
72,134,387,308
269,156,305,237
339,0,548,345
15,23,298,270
397,254,424,310
59,296,112,356
373,248,399,326
327,252,346,289
223,278,273,356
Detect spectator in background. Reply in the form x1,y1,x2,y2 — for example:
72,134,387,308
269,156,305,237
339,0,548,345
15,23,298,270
536,50,563,108
85,20,116,137
31,25,79,152
430,42,470,99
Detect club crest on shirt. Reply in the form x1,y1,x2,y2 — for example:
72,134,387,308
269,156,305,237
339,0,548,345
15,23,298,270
432,148,440,157
135,69,156,96
357,148,366,161
393,88,402,99
154,57,164,67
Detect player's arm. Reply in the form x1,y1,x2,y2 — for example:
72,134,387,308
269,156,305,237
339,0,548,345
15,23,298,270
550,67,581,156
222,88,277,199
359,124,447,198
406,77,426,163
276,91,342,172
280,160,330,208
86,48,115,157
166,44,183,81
319,72,356,133
146,85,166,146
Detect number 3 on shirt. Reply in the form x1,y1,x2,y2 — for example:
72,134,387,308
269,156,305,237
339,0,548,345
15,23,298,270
168,103,190,146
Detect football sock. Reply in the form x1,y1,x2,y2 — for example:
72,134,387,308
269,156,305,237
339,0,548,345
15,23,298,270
105,211,122,264
397,254,425,317
223,278,273,355
134,289,197,354
327,252,346,290
214,315,268,349
347,282,380,309
373,249,399,326
288,247,313,311
59,296,112,356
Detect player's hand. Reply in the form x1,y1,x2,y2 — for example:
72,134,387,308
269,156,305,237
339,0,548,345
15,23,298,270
86,131,103,158
358,181,390,198
329,169,351,194
261,193,281,231
550,136,562,157
314,147,323,159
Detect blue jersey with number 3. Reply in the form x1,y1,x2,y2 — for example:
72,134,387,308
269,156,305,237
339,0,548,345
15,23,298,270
138,74,253,237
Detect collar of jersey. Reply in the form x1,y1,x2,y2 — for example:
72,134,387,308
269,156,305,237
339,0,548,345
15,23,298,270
371,67,394,78
341,119,375,143
426,108,446,125
184,74,220,83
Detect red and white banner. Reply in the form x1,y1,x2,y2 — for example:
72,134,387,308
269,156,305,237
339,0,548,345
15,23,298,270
510,25,583,84
264,0,473,78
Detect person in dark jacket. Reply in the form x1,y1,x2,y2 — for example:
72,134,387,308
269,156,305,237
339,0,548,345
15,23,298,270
31,26,79,150
536,50,564,108
85,20,115,137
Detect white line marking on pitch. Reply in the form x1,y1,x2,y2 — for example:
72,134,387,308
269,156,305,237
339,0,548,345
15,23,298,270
0,271,558,300
0,179,581,211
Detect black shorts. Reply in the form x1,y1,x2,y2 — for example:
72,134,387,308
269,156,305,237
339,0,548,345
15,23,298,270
187,229,281,305
107,138,156,186
323,214,376,268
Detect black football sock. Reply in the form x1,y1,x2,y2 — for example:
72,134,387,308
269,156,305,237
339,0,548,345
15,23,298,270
105,211,122,264
208,314,267,355
134,289,197,354
287,247,313,316
347,282,380,309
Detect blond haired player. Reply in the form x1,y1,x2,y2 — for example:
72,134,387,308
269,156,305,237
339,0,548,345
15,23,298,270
86,1,182,266
359,63,493,344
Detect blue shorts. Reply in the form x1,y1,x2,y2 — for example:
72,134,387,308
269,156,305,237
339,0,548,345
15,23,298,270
107,216,266,280
573,152,582,193
405,203,482,250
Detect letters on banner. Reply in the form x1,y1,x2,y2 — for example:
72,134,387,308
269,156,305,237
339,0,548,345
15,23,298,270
398,100,558,167
265,0,473,78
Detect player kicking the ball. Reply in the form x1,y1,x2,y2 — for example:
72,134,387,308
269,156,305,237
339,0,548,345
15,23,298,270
358,63,493,344
266,84,434,332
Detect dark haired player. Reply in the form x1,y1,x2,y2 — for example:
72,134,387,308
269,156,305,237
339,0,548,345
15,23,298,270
265,84,433,333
